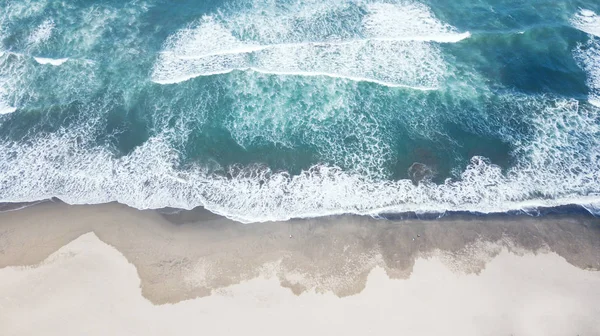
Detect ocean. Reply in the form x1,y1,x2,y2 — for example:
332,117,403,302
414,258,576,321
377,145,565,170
0,0,599,223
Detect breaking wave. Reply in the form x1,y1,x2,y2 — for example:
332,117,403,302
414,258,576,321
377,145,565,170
152,0,469,88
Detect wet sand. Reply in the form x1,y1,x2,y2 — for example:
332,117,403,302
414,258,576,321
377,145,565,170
1,202,600,335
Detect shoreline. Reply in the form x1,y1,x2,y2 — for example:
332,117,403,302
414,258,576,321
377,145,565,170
1,197,599,223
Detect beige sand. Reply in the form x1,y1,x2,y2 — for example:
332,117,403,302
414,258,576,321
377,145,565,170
1,202,600,335
1,232,599,336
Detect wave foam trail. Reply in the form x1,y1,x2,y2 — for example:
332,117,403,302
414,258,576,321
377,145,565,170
152,0,468,87
572,9,600,37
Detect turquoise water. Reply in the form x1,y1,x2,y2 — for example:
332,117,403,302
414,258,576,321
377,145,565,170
0,0,599,222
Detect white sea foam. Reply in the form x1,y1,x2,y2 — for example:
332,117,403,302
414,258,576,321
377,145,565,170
362,2,468,42
154,40,444,89
33,57,69,66
0,104,16,114
574,38,600,107
0,136,598,223
27,19,55,45
571,9,600,37
152,0,468,87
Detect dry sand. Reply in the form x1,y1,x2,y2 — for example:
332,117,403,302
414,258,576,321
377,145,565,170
1,202,600,335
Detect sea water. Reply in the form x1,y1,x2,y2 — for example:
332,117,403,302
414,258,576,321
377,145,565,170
0,0,599,222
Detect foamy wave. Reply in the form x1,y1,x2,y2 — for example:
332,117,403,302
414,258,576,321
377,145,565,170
0,135,598,223
572,9,600,37
0,97,598,223
154,39,444,89
152,0,468,87
33,57,69,66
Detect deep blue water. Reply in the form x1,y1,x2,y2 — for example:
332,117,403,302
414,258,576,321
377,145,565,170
0,0,599,222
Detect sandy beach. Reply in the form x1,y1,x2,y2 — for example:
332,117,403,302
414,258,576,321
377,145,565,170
2,0,600,334
1,202,599,335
